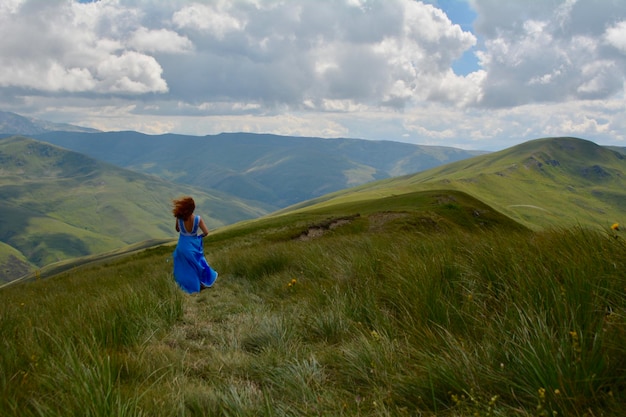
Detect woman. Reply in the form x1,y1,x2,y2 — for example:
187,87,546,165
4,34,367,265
172,196,218,293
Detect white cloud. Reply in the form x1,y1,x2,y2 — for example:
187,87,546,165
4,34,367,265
2,0,480,106
1,0,626,151
0,60,96,92
0,0,168,95
96,51,168,93
172,3,244,38
0,0,21,14
474,0,626,108
605,21,626,53
128,28,193,54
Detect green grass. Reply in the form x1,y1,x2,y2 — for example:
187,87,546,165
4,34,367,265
1,191,625,416
0,247,184,416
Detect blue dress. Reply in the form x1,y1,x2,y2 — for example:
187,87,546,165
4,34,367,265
173,215,218,293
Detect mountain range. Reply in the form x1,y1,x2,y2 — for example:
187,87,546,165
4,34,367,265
31,130,486,209
0,110,98,135
2,110,625,283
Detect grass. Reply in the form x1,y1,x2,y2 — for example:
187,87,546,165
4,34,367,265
1,192,625,416
0,247,184,416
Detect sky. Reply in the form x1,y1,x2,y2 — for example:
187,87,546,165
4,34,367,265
1,0,625,151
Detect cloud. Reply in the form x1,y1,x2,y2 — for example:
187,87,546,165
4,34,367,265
0,0,625,151
172,3,244,38
473,0,626,107
0,0,479,107
128,28,194,54
605,21,626,53
95,51,168,93
0,0,168,95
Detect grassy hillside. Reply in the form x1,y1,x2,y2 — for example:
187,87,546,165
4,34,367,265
282,137,626,231
0,136,270,282
607,145,626,156
1,190,624,416
34,131,485,208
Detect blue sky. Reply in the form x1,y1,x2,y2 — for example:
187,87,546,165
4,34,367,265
433,0,480,74
0,0,625,151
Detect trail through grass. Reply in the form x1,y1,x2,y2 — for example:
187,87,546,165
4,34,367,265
143,222,626,416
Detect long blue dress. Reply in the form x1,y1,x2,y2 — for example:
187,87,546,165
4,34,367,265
173,215,218,293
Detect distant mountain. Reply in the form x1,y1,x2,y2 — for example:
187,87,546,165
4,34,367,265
606,145,626,156
0,110,99,135
0,136,270,283
285,137,626,231
33,131,487,209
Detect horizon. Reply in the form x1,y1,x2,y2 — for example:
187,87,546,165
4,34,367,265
0,1,625,152
5,109,618,154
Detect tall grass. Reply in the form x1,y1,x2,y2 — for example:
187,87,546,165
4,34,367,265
0,247,183,417
2,216,625,416
199,224,626,416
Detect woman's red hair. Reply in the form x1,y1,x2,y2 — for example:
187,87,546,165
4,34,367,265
172,196,195,219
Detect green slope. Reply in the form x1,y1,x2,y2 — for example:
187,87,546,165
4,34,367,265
0,241,30,283
0,136,270,281
278,137,626,231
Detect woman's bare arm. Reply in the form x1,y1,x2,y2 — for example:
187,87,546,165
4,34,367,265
198,217,209,237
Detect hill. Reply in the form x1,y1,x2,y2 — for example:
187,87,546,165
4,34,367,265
1,190,624,416
32,130,486,208
0,136,270,282
0,110,98,135
282,137,626,231
607,145,626,156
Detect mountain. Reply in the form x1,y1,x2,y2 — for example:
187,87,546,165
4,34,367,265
0,110,99,135
32,131,486,209
281,137,626,231
0,136,270,283
606,145,626,156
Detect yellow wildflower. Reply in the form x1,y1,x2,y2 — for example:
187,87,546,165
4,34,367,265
538,388,546,399
611,223,619,231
